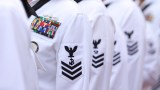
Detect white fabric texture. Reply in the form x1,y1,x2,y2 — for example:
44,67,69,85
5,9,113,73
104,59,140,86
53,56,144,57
109,21,129,90
141,1,160,90
29,0,92,90
0,0,38,90
104,0,146,90
142,22,160,90
78,0,114,90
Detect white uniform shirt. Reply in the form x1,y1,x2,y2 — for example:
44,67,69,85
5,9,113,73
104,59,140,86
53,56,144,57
143,22,160,90
109,22,129,90
29,0,92,90
104,1,129,90
0,0,38,90
77,0,114,90
141,0,160,55
104,0,146,90
140,1,160,90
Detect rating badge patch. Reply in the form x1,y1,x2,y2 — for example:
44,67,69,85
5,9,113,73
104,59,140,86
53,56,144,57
61,46,82,81
113,41,121,66
92,39,104,68
148,42,156,55
125,30,139,56
31,15,61,39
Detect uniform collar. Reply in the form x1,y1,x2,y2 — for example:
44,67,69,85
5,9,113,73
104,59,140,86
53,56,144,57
142,0,154,5
29,0,39,6
139,0,154,11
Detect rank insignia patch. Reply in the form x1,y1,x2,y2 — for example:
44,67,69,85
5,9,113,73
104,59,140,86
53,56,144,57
61,46,82,80
92,39,104,68
148,42,156,55
125,30,139,56
113,52,121,66
113,41,121,66
31,15,61,39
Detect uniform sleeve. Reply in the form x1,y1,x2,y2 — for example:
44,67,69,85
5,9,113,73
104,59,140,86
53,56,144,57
89,14,114,90
109,22,129,90
0,3,38,90
121,6,146,90
142,22,160,90
56,13,92,90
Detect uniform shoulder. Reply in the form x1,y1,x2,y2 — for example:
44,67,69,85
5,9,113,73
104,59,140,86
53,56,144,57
120,1,140,12
80,0,106,12
59,0,83,15
110,1,142,18
78,0,107,18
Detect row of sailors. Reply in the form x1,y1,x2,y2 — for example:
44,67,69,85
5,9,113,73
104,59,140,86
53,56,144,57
1,0,160,90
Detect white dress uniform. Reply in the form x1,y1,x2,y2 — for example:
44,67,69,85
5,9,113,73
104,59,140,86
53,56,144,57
104,0,146,90
29,0,92,90
142,22,160,90
104,1,129,90
138,1,160,90
0,0,38,90
109,22,129,90
76,0,114,90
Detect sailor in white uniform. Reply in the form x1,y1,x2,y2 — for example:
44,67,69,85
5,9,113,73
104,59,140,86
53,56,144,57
103,0,146,90
75,0,114,90
0,0,38,90
135,0,160,90
28,0,92,90
143,21,160,90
